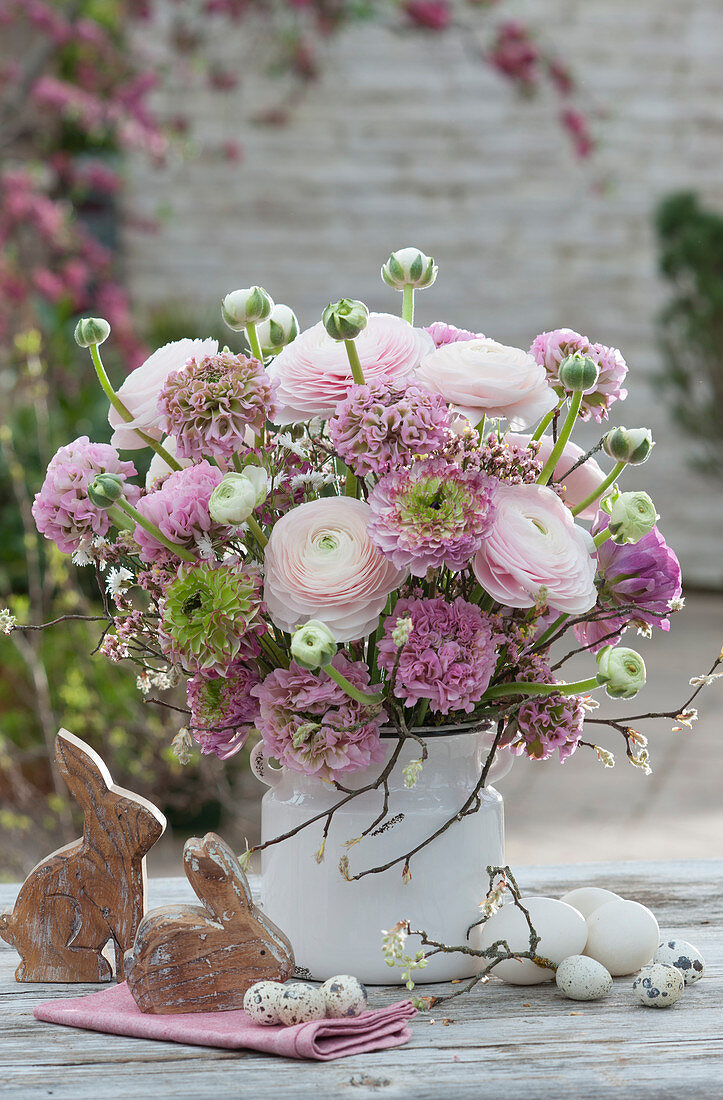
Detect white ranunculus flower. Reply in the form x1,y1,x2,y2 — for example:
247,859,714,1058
415,337,558,430
209,467,269,525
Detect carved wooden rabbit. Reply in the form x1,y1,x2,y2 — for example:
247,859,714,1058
0,729,166,983
125,832,295,1014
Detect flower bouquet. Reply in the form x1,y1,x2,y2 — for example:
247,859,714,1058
15,248,720,985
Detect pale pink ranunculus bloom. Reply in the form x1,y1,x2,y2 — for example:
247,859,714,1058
507,433,607,521
472,482,597,615
268,312,434,423
415,337,558,430
263,497,407,642
108,338,218,449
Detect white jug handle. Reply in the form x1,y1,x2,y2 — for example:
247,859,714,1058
250,741,284,787
477,736,514,786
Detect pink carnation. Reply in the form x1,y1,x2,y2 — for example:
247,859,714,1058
252,655,386,781
499,658,584,762
32,436,139,554
530,328,628,422
132,460,225,562
268,312,434,422
506,433,607,520
187,660,261,760
424,321,483,347
378,597,501,715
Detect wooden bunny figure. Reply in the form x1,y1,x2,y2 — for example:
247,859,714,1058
0,729,166,983
125,832,295,1014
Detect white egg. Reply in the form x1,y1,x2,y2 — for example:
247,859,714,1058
555,955,613,1001
276,982,327,1026
472,897,588,985
633,962,684,1008
243,981,284,1025
653,939,705,985
320,975,368,1018
560,887,622,919
584,899,659,976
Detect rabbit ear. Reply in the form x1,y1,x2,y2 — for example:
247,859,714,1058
55,729,113,807
183,833,252,917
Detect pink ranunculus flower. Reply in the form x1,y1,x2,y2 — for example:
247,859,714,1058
268,312,434,423
108,338,218,449
507,433,607,521
263,497,407,642
472,482,597,614
415,337,558,430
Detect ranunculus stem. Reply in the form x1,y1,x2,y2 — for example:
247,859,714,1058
112,499,196,561
106,505,135,533
344,339,366,386
89,344,182,471
537,391,583,485
324,663,384,707
245,322,263,362
402,285,414,325
530,398,563,443
481,675,600,701
570,461,626,517
246,513,268,548
593,527,614,549
345,467,358,498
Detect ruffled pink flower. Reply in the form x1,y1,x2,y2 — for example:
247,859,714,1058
507,433,607,520
108,338,218,448
32,436,139,554
424,321,483,347
132,460,225,562
378,597,501,715
499,660,584,762
530,328,628,422
268,312,434,422
252,655,386,781
263,497,406,641
415,337,558,430
472,482,597,614
187,660,261,760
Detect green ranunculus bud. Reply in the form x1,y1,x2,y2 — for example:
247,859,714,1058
322,298,369,341
603,426,654,465
381,247,438,291
74,317,111,348
290,620,338,669
255,304,299,354
557,353,600,393
603,488,659,544
208,468,268,525
221,286,274,331
596,645,647,699
87,473,124,509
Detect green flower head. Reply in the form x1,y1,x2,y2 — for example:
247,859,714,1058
596,645,647,699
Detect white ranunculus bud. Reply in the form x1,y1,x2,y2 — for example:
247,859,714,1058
208,467,268,525
255,304,299,354
381,248,438,291
221,286,274,331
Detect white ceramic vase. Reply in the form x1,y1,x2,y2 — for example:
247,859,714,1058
250,725,512,984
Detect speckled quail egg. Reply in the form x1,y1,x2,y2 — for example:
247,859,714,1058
320,975,368,1018
633,962,684,1008
276,982,327,1026
243,981,284,1025
653,939,705,985
555,955,613,1001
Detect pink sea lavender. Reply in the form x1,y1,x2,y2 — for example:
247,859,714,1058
32,435,140,554
499,660,584,762
132,460,225,563
367,458,496,576
424,321,483,348
157,350,277,460
573,515,682,652
186,661,262,760
377,597,501,715
329,382,451,478
530,328,628,422
252,655,386,781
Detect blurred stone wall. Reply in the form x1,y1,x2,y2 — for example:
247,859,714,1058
123,0,723,586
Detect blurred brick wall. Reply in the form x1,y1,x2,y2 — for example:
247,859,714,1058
123,0,723,586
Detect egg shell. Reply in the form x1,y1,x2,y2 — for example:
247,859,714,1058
473,897,588,985
633,962,684,1008
555,955,613,1001
320,975,368,1018
653,939,705,985
243,981,284,1025
560,887,622,919
276,983,327,1026
584,899,659,976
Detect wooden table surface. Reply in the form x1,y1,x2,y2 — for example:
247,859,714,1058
1,861,721,1099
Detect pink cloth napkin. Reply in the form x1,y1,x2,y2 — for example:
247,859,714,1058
34,983,416,1061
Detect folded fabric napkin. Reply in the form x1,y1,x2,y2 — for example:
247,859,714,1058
34,983,416,1061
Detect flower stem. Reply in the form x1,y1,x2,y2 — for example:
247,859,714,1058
324,663,384,707
112,499,196,561
593,527,614,549
246,513,268,548
537,391,583,485
570,461,626,517
246,322,263,362
89,344,182,471
481,676,600,702
344,339,366,386
345,466,358,498
106,505,135,533
530,613,569,651
402,285,414,325
530,399,562,443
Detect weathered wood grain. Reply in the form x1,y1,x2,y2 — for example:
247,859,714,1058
0,861,720,1099
0,729,166,983
124,833,294,1014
